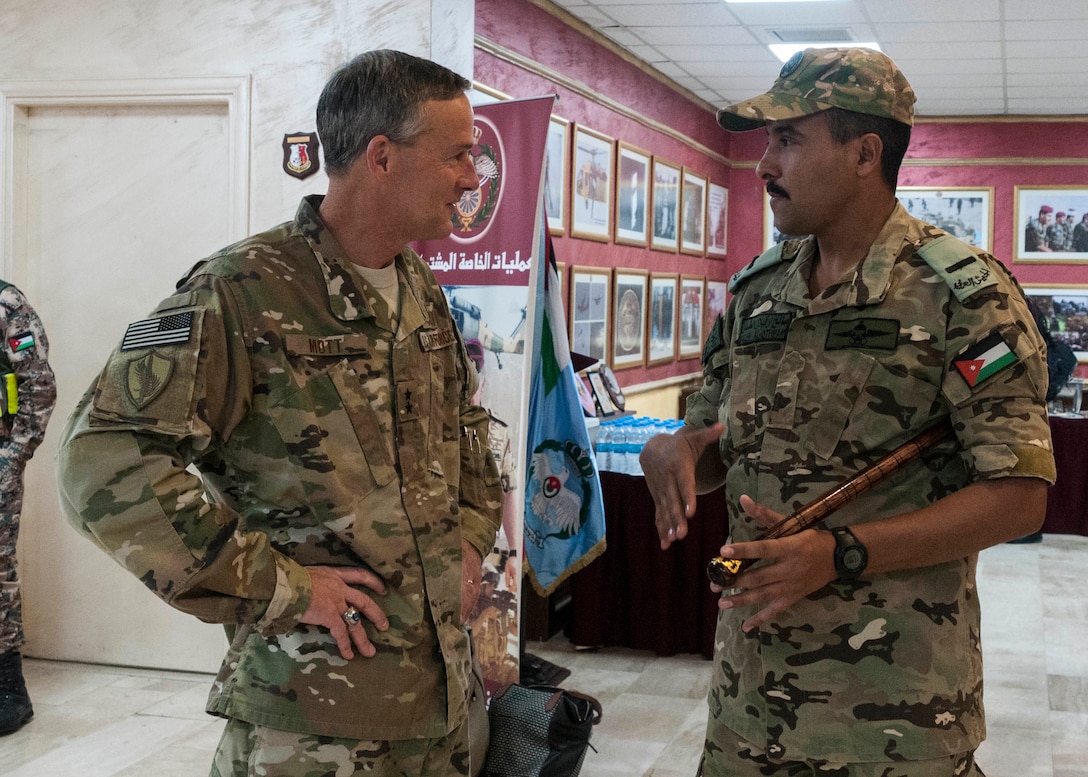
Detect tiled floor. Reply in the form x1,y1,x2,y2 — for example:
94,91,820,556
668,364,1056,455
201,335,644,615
3,535,1086,776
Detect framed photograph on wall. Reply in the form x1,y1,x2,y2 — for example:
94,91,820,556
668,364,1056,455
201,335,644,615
897,186,993,252
545,116,570,235
1022,285,1088,361
651,157,681,252
647,272,678,365
612,269,648,369
705,279,728,336
614,142,651,247
680,168,707,256
707,182,728,258
570,266,611,365
679,275,705,359
570,125,614,242
1014,186,1088,263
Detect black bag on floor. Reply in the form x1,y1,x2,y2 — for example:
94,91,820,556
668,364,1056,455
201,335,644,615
482,684,602,777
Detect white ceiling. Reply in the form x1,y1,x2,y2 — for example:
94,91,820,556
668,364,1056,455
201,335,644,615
545,0,1088,118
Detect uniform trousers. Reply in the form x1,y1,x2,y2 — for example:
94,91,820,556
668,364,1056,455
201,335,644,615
698,722,985,777
210,714,474,777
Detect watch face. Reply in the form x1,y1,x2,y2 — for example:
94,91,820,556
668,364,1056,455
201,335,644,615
842,546,866,572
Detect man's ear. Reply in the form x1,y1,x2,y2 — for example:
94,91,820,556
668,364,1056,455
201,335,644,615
856,133,883,179
366,135,393,174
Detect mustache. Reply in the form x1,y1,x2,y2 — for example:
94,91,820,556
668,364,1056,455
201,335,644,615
766,183,789,198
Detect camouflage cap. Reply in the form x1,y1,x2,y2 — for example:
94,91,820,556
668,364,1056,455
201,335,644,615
717,46,916,132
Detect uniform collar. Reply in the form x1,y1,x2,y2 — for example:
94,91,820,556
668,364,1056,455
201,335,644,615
781,201,914,316
294,194,428,333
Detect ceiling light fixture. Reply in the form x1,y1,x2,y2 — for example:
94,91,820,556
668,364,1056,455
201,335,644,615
768,41,882,62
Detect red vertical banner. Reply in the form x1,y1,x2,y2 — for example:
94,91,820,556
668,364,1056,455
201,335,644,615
411,95,555,696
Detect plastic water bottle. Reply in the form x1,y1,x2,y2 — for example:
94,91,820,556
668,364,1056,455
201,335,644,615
611,419,629,475
596,420,613,472
628,419,647,476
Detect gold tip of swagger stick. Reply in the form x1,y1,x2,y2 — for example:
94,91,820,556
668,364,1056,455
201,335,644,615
707,556,747,588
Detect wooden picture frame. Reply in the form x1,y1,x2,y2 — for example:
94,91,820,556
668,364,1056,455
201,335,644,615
897,186,993,252
545,116,570,236
569,266,611,365
647,272,678,365
570,125,614,242
705,279,728,337
1022,285,1088,361
680,168,708,256
678,275,705,359
1014,186,1088,263
612,269,648,369
650,157,681,253
614,142,651,247
707,182,728,258
587,369,618,416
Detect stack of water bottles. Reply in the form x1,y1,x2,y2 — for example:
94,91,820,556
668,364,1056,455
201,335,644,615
594,416,684,476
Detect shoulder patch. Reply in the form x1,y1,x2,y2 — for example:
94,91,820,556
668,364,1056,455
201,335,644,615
916,234,998,302
728,242,793,293
953,329,1018,388
701,315,724,365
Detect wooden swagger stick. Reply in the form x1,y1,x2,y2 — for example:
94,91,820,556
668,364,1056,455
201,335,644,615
706,419,956,588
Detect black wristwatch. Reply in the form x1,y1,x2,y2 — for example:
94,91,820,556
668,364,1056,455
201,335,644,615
831,526,868,581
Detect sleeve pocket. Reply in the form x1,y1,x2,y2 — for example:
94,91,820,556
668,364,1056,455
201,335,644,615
90,306,205,436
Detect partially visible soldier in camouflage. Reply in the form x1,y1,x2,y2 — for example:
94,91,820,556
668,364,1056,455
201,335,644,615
641,47,1054,776
1074,212,1088,252
0,281,55,736
1025,204,1054,251
57,49,502,777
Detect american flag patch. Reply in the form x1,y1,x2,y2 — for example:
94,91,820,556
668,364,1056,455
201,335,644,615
121,311,194,352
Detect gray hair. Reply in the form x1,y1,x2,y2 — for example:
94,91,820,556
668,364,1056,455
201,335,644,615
316,49,471,175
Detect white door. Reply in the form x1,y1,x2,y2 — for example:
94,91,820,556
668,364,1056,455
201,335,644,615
17,102,237,671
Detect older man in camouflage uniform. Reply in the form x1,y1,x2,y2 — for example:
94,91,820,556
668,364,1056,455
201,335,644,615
0,282,55,736
641,48,1054,776
57,50,502,777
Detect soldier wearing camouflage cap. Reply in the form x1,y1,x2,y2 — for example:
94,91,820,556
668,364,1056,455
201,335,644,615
642,47,1053,775
57,50,502,776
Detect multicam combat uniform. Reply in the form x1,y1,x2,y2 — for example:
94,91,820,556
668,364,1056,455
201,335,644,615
57,197,502,748
688,202,1055,765
0,282,56,653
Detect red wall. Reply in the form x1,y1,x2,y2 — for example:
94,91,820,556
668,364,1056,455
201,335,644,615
476,0,735,388
476,0,1088,386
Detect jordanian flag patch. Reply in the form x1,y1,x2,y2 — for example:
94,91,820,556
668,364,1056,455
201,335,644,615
8,332,35,352
953,331,1018,387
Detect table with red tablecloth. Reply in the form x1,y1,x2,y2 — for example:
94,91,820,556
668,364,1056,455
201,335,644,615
565,471,726,659
1044,415,1088,536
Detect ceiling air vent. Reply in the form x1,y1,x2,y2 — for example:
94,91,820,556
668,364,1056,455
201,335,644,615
768,27,855,43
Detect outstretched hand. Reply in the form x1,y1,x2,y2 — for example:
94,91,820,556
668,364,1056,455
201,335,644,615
640,423,724,549
301,566,388,660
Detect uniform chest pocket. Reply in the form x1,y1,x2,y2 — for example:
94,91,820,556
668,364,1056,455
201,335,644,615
267,358,396,513
796,352,941,462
